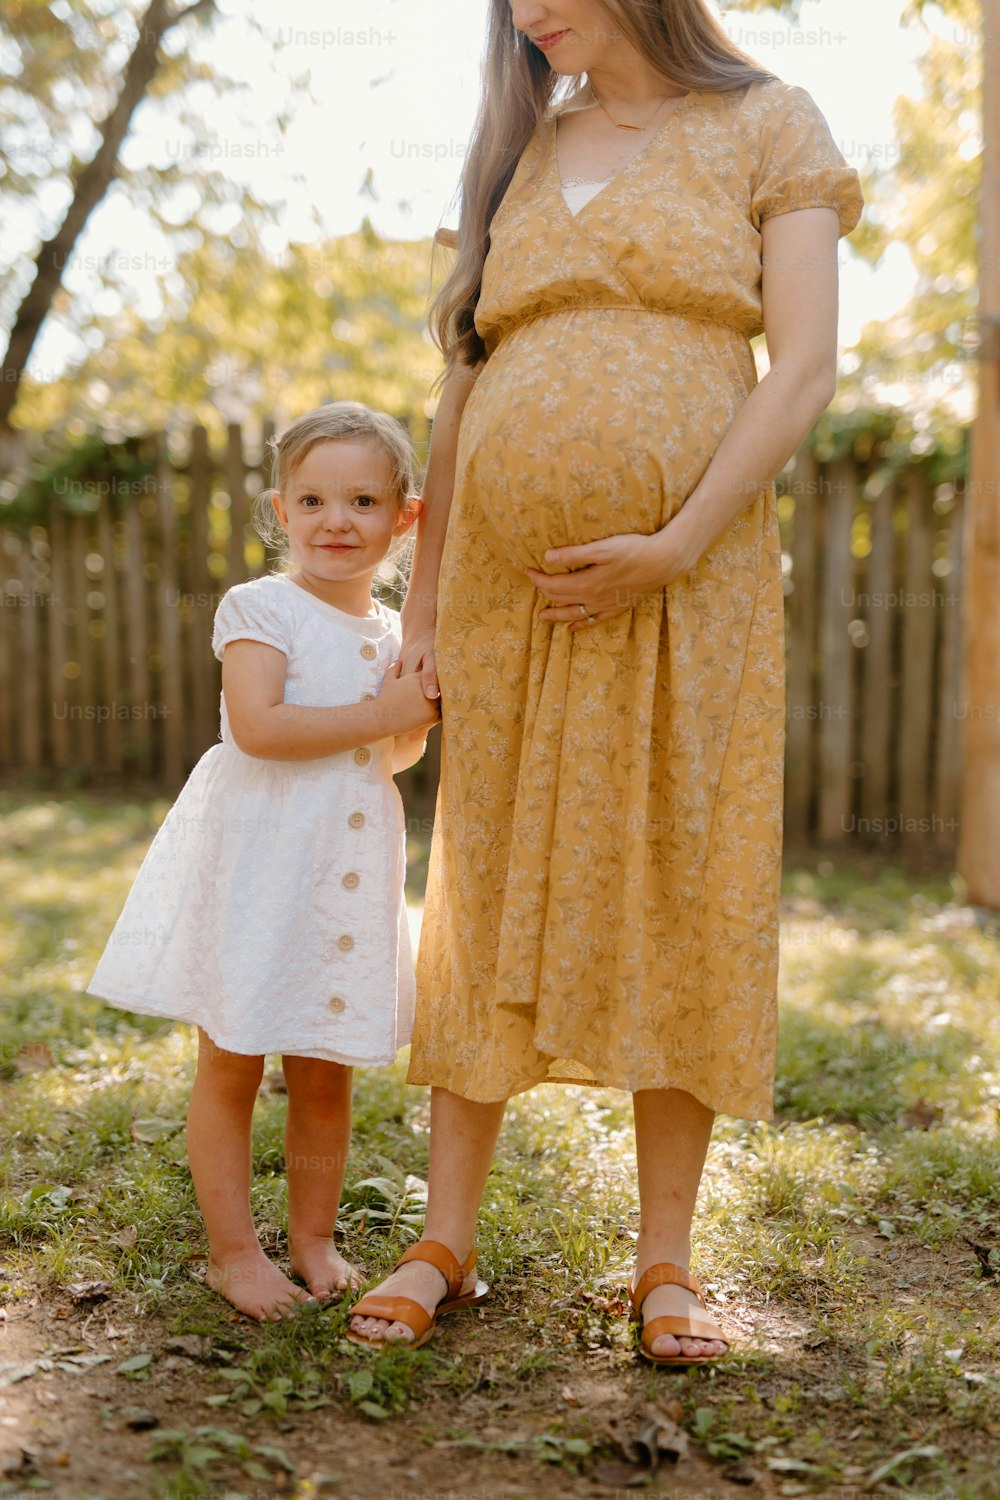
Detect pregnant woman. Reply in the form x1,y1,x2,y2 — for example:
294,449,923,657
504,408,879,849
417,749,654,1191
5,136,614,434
349,0,862,1364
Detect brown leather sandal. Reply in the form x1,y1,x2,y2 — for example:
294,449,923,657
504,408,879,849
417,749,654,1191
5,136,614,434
629,1261,729,1368
345,1238,489,1351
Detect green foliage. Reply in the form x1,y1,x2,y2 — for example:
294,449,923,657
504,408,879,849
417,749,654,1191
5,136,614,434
848,0,981,409
12,229,444,459
1,0,299,414
2,431,158,527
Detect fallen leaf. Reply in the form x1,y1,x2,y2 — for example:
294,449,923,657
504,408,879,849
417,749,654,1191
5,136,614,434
900,1097,944,1130
131,1117,182,1144
561,1386,580,1406
864,1444,942,1488
124,1409,160,1431
592,1461,651,1487
67,1280,113,1304
53,1353,111,1373
964,1238,1000,1281
116,1352,153,1375
164,1335,215,1362
0,1448,39,1476
655,1395,684,1424
601,1399,689,1478
15,1043,52,1074
113,1226,138,1250
724,1460,763,1485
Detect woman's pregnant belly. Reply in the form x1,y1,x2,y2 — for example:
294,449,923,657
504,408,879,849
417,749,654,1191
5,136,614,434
456,307,755,573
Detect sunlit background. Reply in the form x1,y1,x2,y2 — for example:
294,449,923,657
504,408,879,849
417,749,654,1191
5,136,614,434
3,0,980,427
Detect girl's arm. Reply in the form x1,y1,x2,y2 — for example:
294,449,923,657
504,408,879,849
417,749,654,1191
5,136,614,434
222,640,439,761
392,727,433,775
400,358,485,696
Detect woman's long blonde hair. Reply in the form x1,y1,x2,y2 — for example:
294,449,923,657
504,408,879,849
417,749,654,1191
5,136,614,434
431,0,774,376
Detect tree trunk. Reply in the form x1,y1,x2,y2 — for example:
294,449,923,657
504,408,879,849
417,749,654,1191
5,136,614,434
957,0,1000,908
0,0,214,435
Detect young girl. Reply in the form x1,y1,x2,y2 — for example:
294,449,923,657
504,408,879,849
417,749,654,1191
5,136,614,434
87,402,440,1322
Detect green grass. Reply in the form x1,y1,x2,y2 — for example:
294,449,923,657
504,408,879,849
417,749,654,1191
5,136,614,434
1,791,999,1499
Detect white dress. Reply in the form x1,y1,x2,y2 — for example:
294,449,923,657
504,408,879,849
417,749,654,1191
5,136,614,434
86,573,415,1065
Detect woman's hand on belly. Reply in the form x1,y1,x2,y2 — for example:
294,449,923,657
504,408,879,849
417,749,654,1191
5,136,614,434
527,522,701,630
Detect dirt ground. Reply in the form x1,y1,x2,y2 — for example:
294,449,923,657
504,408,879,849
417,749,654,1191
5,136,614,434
2,1280,779,1500
4,1226,994,1500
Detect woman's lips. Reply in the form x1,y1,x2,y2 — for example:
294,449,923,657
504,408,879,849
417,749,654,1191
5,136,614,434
533,28,569,51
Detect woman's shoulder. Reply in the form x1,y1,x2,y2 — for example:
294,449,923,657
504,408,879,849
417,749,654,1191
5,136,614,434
732,74,833,134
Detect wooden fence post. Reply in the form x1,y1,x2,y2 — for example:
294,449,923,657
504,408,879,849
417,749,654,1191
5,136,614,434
784,446,818,839
817,456,856,842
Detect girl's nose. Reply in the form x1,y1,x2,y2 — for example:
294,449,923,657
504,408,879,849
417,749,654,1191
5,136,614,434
322,507,353,532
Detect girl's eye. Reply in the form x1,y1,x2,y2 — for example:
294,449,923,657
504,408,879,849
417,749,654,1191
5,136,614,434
300,494,322,507
354,495,377,508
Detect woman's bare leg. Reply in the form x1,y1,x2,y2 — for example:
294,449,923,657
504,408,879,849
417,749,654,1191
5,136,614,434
632,1086,727,1359
187,1029,313,1321
349,1086,507,1342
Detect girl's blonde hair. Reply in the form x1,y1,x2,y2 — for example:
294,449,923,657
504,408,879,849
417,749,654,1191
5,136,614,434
253,402,418,591
431,0,775,377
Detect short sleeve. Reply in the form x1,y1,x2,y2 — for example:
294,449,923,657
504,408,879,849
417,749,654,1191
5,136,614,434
747,81,863,238
211,580,291,661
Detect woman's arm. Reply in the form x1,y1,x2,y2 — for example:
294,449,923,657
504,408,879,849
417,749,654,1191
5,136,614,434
222,640,440,760
400,358,484,694
655,205,841,572
526,207,843,626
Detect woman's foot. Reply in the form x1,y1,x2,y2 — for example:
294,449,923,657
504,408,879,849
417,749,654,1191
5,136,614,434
631,1263,728,1361
289,1235,363,1299
348,1255,478,1344
206,1247,316,1322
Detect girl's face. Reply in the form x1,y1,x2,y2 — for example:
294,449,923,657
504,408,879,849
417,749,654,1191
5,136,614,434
507,0,625,74
272,438,414,587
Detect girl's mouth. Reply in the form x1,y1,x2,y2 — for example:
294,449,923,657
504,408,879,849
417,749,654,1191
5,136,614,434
533,28,570,51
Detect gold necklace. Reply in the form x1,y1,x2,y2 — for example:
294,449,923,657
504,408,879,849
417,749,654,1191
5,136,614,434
590,84,676,133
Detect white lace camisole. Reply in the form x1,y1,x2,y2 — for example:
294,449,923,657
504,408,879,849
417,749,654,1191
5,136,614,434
560,174,614,215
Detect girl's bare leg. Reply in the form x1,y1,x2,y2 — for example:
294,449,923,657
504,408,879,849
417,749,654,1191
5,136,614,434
283,1055,362,1297
349,1087,507,1342
187,1028,313,1321
632,1086,727,1359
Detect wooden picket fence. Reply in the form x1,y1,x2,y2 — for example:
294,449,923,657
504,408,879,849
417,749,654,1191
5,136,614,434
0,422,965,850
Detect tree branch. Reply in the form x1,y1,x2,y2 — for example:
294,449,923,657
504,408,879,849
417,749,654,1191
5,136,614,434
0,0,217,432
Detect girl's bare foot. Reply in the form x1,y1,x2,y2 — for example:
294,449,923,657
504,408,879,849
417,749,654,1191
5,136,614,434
206,1248,316,1322
289,1235,363,1299
348,1257,478,1344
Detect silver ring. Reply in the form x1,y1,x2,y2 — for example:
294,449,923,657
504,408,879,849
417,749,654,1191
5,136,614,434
578,603,588,619
586,612,597,624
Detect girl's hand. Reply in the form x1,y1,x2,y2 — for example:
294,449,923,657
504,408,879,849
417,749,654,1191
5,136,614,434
398,613,439,699
376,661,442,736
525,523,700,630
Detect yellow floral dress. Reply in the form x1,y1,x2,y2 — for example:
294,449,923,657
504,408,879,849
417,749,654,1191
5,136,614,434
407,78,862,1120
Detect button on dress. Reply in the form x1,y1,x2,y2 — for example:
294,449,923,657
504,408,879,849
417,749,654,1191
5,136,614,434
87,573,414,1065
408,79,863,1120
